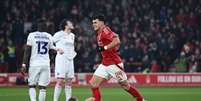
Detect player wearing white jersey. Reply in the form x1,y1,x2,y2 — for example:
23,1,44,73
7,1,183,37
53,19,77,101
21,19,63,101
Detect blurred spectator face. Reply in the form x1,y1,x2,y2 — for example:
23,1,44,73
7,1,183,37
92,19,104,31
184,44,190,53
180,52,185,56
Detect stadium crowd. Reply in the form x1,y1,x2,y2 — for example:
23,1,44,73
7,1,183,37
0,0,201,73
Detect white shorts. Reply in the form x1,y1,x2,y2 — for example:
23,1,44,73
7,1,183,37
28,66,50,86
55,55,74,79
94,63,127,82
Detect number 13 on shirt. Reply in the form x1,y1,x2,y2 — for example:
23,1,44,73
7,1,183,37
36,41,48,54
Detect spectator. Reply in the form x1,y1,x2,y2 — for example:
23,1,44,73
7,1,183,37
174,52,188,72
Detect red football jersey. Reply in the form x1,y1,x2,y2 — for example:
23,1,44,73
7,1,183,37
97,26,122,66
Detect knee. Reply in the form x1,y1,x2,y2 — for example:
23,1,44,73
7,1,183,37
65,79,73,86
89,79,99,88
56,79,64,87
89,75,104,88
119,80,130,90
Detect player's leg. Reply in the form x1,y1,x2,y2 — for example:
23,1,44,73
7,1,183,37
28,67,40,101
54,78,64,101
65,78,73,101
89,64,108,101
119,80,144,101
38,67,50,101
108,63,144,101
38,86,47,101
65,60,74,101
54,55,66,101
29,85,37,101
89,75,105,101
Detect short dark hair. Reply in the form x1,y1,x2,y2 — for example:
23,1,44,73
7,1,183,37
92,13,105,22
37,19,47,32
68,97,78,101
60,19,68,30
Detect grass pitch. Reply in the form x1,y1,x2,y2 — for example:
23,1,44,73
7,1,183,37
0,86,201,101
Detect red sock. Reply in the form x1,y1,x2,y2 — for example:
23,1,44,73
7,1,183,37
91,87,101,101
127,86,143,101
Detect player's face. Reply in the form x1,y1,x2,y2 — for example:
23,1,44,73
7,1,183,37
92,19,102,31
65,21,74,30
67,21,74,30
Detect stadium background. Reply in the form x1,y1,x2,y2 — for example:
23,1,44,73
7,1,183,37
0,0,201,101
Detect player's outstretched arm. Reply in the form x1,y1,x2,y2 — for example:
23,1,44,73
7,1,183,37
50,47,64,54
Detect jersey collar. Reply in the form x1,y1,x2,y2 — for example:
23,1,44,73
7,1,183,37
97,25,106,35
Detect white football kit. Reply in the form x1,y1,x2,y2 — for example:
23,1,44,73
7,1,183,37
27,31,54,86
53,31,76,79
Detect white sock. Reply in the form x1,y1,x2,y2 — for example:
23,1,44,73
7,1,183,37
65,85,72,101
39,89,46,101
54,85,62,101
29,88,36,101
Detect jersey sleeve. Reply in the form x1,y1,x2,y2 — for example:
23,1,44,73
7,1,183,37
26,33,33,46
53,32,60,43
72,34,75,44
102,27,115,41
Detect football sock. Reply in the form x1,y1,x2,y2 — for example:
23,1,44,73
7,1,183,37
39,89,46,101
126,86,143,101
53,84,62,101
92,87,101,101
29,88,36,101
65,85,72,101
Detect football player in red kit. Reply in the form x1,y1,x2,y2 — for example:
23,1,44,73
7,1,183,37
86,14,146,101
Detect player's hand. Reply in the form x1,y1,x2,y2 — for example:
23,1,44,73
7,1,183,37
20,64,27,76
97,46,104,52
57,48,64,54
97,46,107,52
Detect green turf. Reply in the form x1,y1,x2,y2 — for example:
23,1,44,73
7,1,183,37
0,87,201,101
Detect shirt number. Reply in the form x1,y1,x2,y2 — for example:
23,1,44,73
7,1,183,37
115,71,124,81
36,41,48,54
